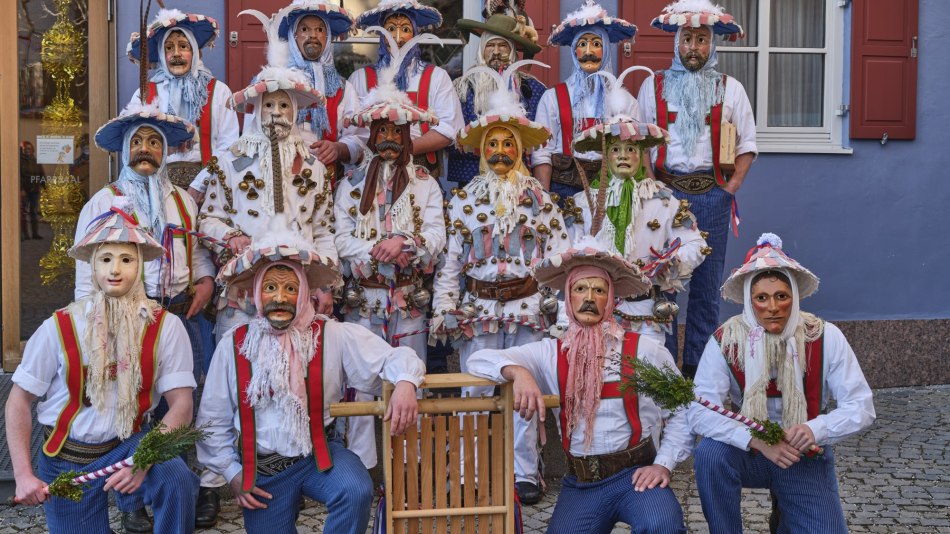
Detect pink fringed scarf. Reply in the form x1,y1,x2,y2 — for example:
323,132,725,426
560,265,624,452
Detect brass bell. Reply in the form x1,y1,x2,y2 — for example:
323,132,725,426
518,214,528,224
292,175,305,187
463,205,473,214
238,181,250,191
344,288,365,308
410,288,431,309
458,302,478,319
453,219,464,229
536,224,549,234
540,295,559,315
653,299,680,321
247,189,259,200
298,186,308,196
302,168,313,179
456,190,467,200
550,192,561,203
476,213,487,223
254,179,265,189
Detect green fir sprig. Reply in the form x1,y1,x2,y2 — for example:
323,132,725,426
748,418,786,446
46,471,88,502
131,423,210,472
619,356,696,412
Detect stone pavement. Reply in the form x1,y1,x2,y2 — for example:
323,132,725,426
1,384,947,533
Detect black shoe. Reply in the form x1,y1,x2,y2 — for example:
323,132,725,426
121,508,153,533
195,487,220,528
515,481,542,505
681,363,698,380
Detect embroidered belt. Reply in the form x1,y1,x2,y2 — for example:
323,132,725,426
43,426,120,465
613,309,673,324
165,161,203,190
655,169,717,195
465,276,539,303
566,438,657,483
256,453,305,477
358,275,417,290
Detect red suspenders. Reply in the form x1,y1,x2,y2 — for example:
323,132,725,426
147,78,217,165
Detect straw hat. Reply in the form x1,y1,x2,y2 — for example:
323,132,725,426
457,14,541,57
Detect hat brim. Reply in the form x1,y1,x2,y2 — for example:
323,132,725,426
128,15,218,64
230,79,326,114
68,209,166,263
68,241,165,263
650,12,743,38
456,19,542,56
356,4,442,31
344,101,438,128
218,247,341,292
549,18,637,46
278,6,354,40
534,249,651,300
457,116,551,153
573,119,670,153
720,257,820,304
94,113,196,154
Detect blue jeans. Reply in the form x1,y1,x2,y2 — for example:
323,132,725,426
547,467,685,534
665,186,733,367
241,438,374,534
37,430,198,534
694,438,847,534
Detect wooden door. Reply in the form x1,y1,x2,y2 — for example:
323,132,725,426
618,0,674,97
226,0,290,93
523,1,561,87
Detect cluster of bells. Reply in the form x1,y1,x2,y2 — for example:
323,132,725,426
237,172,266,200
343,286,432,309
237,169,319,200
291,169,319,196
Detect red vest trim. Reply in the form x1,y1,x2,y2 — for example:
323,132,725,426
134,310,166,432
556,332,642,452
366,65,438,164
234,320,331,493
146,78,217,165
714,329,826,419
324,87,344,143
654,72,728,185
365,67,378,92
169,189,194,286
554,83,598,156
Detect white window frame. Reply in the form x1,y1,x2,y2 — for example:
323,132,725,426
719,0,852,154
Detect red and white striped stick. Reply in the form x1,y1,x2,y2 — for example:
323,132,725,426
696,396,823,454
72,456,135,485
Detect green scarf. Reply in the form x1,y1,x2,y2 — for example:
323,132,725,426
591,153,646,254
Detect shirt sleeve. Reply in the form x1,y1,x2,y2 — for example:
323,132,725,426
195,336,243,483
332,176,375,269
12,317,60,398
531,89,558,167
338,80,369,160
211,80,241,156
196,165,239,242
180,191,217,281
637,78,660,168
642,340,693,471
153,314,197,395
466,339,557,395
726,78,758,158
414,178,447,264
662,195,707,283
427,68,464,142
432,197,464,314
805,323,876,445
688,336,754,450
333,322,426,393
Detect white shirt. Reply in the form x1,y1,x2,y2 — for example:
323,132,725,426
532,82,642,167
196,320,425,483
348,64,464,144
689,321,876,450
126,78,240,176
333,165,446,280
74,185,216,300
13,303,196,444
466,335,692,471
299,79,368,165
637,73,757,174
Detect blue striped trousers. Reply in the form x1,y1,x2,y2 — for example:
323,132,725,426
240,438,374,534
546,466,686,534
694,438,848,534
37,430,198,533
665,186,734,367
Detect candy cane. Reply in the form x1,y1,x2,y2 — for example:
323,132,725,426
695,396,823,455
71,456,136,485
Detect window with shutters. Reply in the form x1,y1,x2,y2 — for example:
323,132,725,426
716,0,851,154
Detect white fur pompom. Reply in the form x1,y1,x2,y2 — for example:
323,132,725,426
662,0,725,15
756,232,783,249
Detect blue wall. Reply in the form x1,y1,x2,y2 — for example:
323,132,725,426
116,2,228,108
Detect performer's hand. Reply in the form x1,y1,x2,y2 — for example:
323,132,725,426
310,139,339,165
751,438,801,469
371,237,408,264
103,465,149,494
227,234,252,254
394,252,412,269
229,475,272,509
384,381,418,436
631,464,671,492
187,277,215,319
187,186,204,205
721,181,740,196
502,366,545,422
784,423,817,453
313,288,334,315
14,473,49,505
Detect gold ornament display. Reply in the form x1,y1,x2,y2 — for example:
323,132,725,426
38,0,87,286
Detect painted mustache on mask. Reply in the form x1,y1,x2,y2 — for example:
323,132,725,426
376,141,404,153
167,57,188,66
130,152,160,168
264,301,296,317
578,300,600,314
263,117,293,128
578,54,601,63
487,154,515,166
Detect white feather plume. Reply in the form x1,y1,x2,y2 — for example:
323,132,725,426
362,25,445,107
153,8,186,24
662,0,725,15
122,99,163,116
756,232,783,249
588,64,653,120
563,0,607,24
458,59,549,118
240,7,296,68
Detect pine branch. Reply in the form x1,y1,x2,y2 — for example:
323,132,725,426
131,422,210,472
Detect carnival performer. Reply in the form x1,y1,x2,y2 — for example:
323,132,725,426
197,8,338,338
637,0,757,378
7,200,198,533
689,233,874,533
467,235,690,533
448,9,545,186
278,1,366,169
196,227,423,534
126,8,239,200
348,0,464,179
567,68,707,343
332,28,446,468
532,0,638,204
432,61,569,505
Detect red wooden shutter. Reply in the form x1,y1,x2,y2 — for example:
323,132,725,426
618,0,674,96
850,0,918,140
227,0,299,96
523,1,562,88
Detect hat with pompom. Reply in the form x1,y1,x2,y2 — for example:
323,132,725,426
549,0,637,46
651,0,744,40
721,233,820,303
354,0,442,31
127,9,219,65
69,197,165,263
94,101,197,154
533,235,650,299
277,1,354,41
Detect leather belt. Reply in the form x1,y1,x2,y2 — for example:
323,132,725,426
44,426,120,465
566,438,657,483
359,276,416,290
465,276,539,303
624,286,657,302
256,453,304,477
150,295,194,316
655,168,718,195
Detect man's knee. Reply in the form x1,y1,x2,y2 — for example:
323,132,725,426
694,438,738,478
631,489,686,534
151,457,198,497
